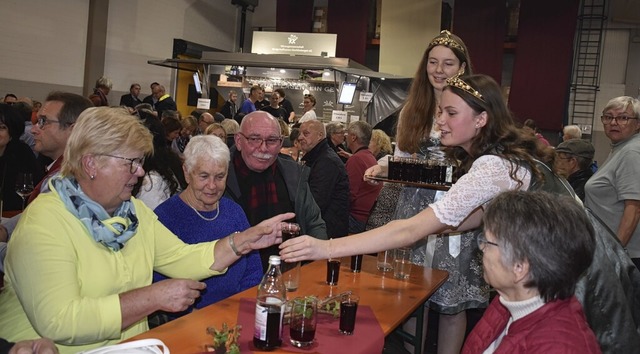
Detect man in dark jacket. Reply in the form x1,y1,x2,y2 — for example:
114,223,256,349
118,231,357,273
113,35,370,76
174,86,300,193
299,120,350,238
553,139,594,201
224,111,327,269
119,83,143,108
152,84,177,119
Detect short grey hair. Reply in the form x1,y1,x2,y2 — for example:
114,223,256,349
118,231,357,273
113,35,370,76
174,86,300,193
220,118,240,135
602,96,640,118
563,125,582,139
95,76,113,90
326,122,344,136
348,120,372,146
183,135,230,174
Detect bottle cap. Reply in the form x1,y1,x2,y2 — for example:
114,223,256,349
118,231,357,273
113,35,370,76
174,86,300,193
268,255,281,265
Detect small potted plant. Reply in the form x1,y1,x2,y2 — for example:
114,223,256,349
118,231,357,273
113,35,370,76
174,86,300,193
206,323,242,354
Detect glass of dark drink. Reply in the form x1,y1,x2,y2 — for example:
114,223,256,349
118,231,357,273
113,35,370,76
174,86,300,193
289,296,317,347
326,259,341,285
339,293,359,335
350,254,363,272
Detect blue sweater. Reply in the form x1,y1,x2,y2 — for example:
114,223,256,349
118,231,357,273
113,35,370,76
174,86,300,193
153,195,262,312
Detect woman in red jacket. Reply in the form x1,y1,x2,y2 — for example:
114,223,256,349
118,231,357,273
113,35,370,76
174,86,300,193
462,190,600,354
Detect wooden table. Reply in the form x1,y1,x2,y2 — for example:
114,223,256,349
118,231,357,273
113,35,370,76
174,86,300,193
128,256,448,353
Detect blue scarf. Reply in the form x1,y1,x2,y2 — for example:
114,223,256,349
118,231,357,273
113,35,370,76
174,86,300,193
51,176,139,251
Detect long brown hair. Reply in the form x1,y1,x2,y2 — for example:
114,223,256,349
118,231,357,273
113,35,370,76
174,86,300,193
444,75,544,187
396,31,472,154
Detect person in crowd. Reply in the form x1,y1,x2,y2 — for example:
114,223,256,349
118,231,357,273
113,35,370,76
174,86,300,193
298,94,317,124
462,191,600,353
88,76,112,107
28,92,93,205
133,112,185,210
14,102,36,155
197,112,215,135
281,74,640,353
369,129,393,160
3,94,17,105
213,112,225,123
142,82,160,106
240,85,262,115
161,115,182,149
0,107,293,354
220,118,240,147
562,124,582,141
153,135,262,316
220,90,238,119
119,83,143,109
152,84,177,118
585,96,640,269
344,121,382,234
0,104,41,211
280,128,303,162
299,120,350,238
225,110,327,269
260,91,287,121
554,139,594,201
205,123,227,142
325,122,349,163
172,115,198,156
254,87,269,110
523,118,550,146
274,88,295,124
1,337,58,354
30,101,42,125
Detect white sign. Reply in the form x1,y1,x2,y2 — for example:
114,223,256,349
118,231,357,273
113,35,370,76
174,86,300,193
350,115,360,122
331,110,348,123
196,98,211,110
359,92,373,102
252,32,337,57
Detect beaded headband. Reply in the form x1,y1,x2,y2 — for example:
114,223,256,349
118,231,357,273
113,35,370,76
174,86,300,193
445,75,485,102
429,30,465,53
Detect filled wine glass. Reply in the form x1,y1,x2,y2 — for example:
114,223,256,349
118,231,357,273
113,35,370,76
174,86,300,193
15,173,34,210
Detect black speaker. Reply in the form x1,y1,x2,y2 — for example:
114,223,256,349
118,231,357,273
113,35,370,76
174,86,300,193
187,84,201,107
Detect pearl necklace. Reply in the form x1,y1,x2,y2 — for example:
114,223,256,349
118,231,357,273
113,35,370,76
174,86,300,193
186,199,220,222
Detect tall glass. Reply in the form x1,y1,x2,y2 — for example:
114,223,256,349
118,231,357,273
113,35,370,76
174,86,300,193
281,223,301,291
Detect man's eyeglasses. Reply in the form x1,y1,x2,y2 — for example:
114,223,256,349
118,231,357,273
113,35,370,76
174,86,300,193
238,132,283,148
477,234,499,251
600,114,638,125
37,116,62,129
101,154,145,174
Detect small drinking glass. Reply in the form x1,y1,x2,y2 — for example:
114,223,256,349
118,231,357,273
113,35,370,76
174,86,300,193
377,250,393,272
289,296,318,347
281,222,301,291
15,173,34,210
326,258,341,286
339,293,359,335
393,247,412,280
350,254,363,273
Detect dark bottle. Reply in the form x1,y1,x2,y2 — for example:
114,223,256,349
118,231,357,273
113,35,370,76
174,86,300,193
253,255,286,350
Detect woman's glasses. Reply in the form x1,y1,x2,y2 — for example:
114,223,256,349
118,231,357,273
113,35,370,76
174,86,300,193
101,154,145,174
600,115,638,125
477,234,499,251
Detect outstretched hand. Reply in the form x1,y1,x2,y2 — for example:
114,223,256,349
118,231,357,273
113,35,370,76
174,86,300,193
279,235,329,262
244,212,296,250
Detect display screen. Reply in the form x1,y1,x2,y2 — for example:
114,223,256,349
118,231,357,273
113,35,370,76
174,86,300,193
193,72,202,94
338,82,357,105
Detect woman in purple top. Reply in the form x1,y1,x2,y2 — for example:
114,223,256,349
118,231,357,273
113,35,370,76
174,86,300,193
153,135,263,319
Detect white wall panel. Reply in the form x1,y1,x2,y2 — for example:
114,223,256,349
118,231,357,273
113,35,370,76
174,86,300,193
600,29,629,84
0,0,89,87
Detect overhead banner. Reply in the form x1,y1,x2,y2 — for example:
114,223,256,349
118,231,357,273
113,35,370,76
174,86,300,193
251,32,337,57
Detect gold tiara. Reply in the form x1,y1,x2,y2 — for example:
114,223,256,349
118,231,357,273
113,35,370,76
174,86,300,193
429,30,465,53
446,75,485,102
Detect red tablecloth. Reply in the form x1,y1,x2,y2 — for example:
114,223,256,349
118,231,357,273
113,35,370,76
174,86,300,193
237,298,384,353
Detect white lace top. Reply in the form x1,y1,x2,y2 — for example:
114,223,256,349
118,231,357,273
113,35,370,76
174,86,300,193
431,155,531,227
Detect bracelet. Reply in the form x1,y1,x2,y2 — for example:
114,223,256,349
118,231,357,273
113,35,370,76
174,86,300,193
229,231,242,257
328,238,333,260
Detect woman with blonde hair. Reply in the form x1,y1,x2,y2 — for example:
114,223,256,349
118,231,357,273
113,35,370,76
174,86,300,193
369,129,393,160
0,107,293,353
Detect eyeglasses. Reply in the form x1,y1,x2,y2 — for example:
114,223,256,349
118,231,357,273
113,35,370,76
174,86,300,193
238,132,283,148
36,116,62,129
477,234,499,251
600,114,638,125
101,154,145,174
